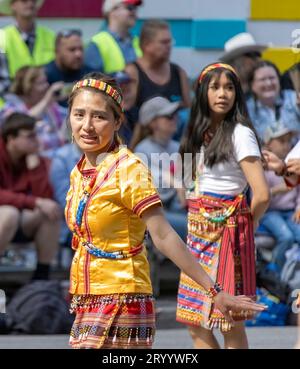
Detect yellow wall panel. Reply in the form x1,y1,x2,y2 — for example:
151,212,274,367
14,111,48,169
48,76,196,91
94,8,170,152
262,48,300,73
251,0,300,20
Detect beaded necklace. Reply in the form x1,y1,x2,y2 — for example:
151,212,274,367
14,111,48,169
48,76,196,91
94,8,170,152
72,150,143,259
197,194,243,224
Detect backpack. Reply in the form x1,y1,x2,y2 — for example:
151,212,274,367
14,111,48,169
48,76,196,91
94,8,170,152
246,287,289,327
5,280,73,334
281,245,300,293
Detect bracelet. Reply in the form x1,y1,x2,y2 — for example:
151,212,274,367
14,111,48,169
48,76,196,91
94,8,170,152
206,282,223,299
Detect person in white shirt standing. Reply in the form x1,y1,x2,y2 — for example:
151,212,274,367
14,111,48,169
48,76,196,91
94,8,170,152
176,63,270,349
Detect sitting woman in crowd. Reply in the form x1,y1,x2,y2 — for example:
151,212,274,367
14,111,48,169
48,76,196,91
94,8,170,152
247,60,300,142
133,96,187,241
0,66,68,157
259,122,300,274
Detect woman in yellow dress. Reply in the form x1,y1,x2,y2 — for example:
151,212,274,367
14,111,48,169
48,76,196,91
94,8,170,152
65,72,266,349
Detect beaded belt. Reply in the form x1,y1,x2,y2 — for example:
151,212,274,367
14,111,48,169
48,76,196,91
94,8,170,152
76,237,144,259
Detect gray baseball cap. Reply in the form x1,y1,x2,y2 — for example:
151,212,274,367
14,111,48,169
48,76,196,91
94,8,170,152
139,97,180,126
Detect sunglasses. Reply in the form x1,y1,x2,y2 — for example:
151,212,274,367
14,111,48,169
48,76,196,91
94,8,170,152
57,29,82,38
244,51,261,58
114,3,137,11
18,131,37,139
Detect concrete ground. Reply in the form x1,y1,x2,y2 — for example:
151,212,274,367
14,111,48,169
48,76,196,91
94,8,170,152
0,327,298,349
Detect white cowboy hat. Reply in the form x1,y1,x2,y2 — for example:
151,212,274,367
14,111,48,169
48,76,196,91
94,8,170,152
219,32,267,62
0,0,44,15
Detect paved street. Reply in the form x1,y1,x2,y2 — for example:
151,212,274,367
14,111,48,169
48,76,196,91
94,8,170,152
0,326,298,349
0,294,298,349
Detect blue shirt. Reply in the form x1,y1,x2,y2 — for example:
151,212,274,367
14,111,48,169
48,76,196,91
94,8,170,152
247,90,300,141
84,29,139,72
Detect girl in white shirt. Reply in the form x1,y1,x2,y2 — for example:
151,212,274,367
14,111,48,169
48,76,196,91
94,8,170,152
176,63,270,349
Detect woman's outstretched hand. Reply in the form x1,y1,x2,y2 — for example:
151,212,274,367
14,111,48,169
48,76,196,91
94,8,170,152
262,150,284,173
214,291,267,325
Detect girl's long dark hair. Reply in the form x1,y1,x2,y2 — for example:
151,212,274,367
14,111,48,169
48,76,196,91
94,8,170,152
180,65,261,180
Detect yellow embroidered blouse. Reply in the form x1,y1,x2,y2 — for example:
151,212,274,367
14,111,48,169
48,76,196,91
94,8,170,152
65,146,162,295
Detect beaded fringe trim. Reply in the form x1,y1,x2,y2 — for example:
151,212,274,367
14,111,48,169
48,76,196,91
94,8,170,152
70,294,154,313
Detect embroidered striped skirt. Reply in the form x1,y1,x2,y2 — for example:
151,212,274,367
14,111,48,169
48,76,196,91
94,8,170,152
69,294,155,349
176,192,256,332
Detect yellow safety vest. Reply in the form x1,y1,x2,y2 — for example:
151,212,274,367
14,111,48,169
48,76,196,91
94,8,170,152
91,31,142,74
0,25,55,78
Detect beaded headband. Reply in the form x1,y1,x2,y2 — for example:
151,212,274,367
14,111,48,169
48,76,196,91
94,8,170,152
198,63,238,83
72,79,124,111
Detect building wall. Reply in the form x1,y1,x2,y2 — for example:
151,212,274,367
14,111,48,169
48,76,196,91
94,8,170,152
0,0,299,78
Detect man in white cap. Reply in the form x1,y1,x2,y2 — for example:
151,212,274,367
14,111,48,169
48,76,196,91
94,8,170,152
219,32,267,96
85,0,143,74
0,0,55,96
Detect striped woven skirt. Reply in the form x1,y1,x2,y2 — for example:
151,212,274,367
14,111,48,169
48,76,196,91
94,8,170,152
176,192,256,332
69,294,155,349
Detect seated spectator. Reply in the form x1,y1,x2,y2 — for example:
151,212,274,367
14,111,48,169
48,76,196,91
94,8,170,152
219,32,266,97
125,20,191,113
247,60,300,141
0,66,68,157
259,122,300,273
133,97,187,240
44,29,92,108
0,112,61,280
50,142,81,250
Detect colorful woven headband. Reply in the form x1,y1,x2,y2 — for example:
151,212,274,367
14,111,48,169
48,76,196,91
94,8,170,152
198,63,238,83
72,79,124,111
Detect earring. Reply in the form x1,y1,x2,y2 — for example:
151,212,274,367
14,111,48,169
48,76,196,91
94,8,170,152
71,134,74,144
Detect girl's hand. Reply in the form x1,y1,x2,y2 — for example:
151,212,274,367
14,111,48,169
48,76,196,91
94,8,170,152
262,150,284,174
214,292,267,325
296,293,300,308
286,159,300,176
293,210,300,224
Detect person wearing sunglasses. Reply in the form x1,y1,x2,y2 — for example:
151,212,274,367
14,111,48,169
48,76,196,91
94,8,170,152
85,0,143,74
0,0,55,96
219,33,266,97
44,29,93,108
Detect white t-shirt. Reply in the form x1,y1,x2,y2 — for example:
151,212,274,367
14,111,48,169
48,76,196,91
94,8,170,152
196,124,261,195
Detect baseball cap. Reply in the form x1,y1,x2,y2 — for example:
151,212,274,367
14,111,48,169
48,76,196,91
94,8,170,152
263,121,295,144
103,0,143,15
139,97,180,127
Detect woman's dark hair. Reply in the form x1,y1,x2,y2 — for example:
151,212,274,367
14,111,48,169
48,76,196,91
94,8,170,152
1,112,36,143
68,72,124,122
180,64,261,180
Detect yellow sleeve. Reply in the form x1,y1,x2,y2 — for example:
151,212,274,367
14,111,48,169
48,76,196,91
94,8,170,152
120,156,162,217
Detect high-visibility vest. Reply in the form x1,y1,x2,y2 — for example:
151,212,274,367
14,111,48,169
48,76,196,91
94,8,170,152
91,31,142,74
0,25,55,78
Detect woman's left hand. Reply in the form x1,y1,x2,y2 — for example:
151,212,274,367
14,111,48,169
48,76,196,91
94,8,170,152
214,292,267,325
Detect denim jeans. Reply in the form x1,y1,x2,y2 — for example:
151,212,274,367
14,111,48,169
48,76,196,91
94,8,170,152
260,210,300,270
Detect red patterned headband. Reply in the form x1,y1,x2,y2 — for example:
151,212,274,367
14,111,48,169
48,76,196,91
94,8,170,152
198,63,238,83
72,79,124,111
